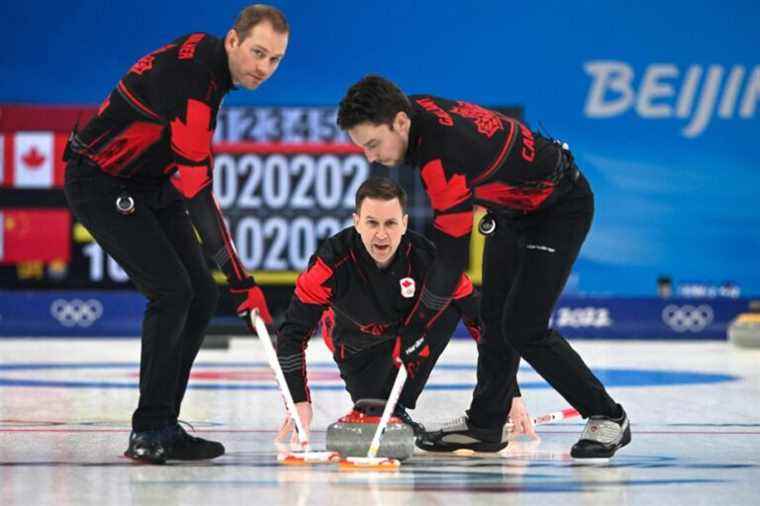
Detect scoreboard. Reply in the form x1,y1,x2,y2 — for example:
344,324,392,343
211,143,368,280
214,106,350,144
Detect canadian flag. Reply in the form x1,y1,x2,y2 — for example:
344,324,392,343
14,132,54,188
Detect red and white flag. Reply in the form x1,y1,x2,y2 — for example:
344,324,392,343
13,132,54,188
0,134,5,186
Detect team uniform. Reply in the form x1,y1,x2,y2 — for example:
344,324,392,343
398,95,627,454
276,227,482,418
63,34,258,445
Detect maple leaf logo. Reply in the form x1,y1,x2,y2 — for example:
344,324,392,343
400,277,416,298
22,146,46,169
170,99,212,162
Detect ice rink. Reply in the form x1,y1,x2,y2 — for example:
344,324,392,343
1,337,759,505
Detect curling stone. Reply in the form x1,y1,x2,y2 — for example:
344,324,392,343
326,399,416,461
728,311,760,348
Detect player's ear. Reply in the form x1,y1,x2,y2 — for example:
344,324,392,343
225,29,239,50
352,213,360,229
401,213,408,234
393,111,410,135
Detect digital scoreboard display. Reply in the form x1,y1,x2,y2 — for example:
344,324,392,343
210,142,368,280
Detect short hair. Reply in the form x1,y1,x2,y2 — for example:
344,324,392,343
355,176,408,215
233,4,289,39
337,75,412,131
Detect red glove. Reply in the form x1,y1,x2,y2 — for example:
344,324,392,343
229,277,272,327
464,318,482,343
392,335,430,379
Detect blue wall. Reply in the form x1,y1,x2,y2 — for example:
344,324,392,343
2,1,759,296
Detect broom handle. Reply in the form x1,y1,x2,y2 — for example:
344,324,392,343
366,365,408,459
531,407,580,426
252,312,310,448
506,407,581,429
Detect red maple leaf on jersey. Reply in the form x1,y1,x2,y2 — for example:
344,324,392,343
420,160,470,211
21,147,46,168
170,99,213,162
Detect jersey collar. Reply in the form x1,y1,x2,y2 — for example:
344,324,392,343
212,37,235,93
403,103,423,167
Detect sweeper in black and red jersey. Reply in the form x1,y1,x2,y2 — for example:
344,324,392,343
336,75,630,459
62,5,288,464
274,176,535,448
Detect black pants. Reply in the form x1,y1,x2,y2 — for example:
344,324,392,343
64,159,219,431
336,307,459,411
468,173,620,429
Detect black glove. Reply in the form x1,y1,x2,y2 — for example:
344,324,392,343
228,276,272,329
393,331,430,379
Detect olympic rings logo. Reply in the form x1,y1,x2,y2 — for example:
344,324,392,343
661,304,714,332
50,299,104,328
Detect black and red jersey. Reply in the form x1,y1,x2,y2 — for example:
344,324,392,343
399,95,578,339
276,227,478,403
406,94,573,216
72,33,230,185
67,34,250,284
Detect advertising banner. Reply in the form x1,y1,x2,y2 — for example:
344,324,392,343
0,291,747,340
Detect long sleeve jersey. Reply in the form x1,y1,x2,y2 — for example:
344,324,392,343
67,33,248,284
400,95,577,336
276,227,478,403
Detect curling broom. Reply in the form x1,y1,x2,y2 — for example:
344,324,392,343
338,364,408,470
252,312,339,464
